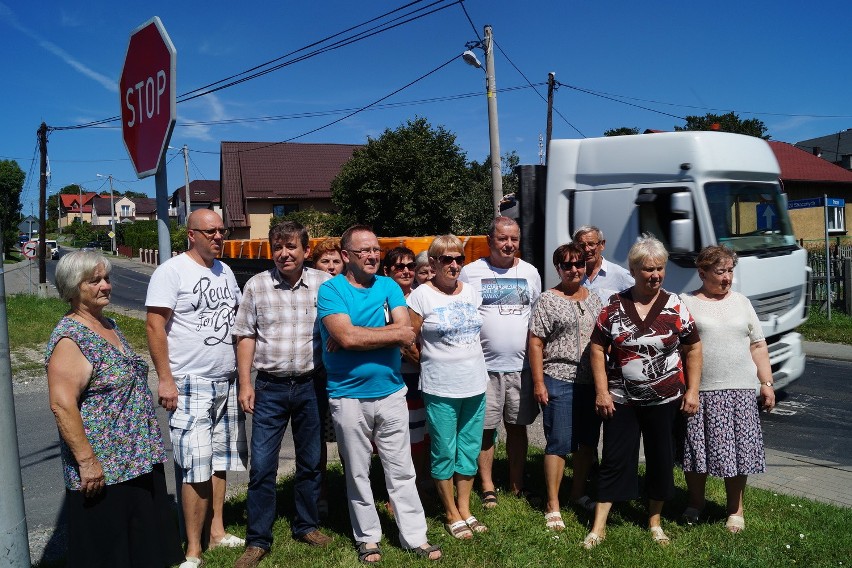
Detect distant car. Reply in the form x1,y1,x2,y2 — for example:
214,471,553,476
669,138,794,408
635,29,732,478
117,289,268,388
46,240,59,260
81,242,101,252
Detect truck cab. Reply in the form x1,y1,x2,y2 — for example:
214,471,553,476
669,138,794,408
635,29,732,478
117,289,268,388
525,131,809,389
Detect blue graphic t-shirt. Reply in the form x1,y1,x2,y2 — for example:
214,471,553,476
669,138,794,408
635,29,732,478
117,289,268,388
318,274,407,399
407,282,488,398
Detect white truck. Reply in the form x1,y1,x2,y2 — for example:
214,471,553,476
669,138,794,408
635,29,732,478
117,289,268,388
518,131,809,390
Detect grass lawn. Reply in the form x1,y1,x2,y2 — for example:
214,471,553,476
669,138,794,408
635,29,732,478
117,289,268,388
186,452,851,568
797,308,852,344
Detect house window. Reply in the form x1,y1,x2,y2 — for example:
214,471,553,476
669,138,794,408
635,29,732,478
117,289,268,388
827,205,846,232
121,205,131,216
272,204,300,218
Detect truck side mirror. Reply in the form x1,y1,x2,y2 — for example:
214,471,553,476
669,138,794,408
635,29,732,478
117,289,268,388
669,191,695,253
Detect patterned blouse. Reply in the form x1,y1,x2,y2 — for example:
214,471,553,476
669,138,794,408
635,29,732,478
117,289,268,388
591,289,699,406
45,317,167,490
529,290,603,385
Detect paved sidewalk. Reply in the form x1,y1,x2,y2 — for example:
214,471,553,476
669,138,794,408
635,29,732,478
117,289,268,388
4,256,850,510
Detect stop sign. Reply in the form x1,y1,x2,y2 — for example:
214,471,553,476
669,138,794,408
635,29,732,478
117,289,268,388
119,17,176,178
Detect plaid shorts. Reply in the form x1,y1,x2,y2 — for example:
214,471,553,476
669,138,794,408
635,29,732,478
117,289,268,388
169,374,247,483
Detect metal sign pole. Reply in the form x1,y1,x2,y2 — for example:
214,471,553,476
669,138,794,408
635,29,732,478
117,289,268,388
824,194,831,321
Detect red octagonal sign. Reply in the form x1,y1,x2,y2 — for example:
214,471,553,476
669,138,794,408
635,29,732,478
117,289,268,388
120,17,176,178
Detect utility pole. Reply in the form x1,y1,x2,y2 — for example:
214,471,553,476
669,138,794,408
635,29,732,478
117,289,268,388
545,72,556,166
484,25,502,218
78,183,83,226
182,145,191,225
108,175,116,255
38,122,48,286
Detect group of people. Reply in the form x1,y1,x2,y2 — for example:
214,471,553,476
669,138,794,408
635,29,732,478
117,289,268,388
45,210,776,567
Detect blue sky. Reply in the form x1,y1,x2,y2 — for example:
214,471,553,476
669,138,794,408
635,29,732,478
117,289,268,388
2,0,851,214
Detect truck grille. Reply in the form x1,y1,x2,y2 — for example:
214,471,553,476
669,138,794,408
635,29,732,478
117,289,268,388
749,288,797,321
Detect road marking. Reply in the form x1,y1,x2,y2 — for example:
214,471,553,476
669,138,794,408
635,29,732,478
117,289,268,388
771,407,797,416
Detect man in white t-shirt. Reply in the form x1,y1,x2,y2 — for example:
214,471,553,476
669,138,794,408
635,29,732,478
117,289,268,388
573,225,634,303
459,217,541,506
146,210,247,568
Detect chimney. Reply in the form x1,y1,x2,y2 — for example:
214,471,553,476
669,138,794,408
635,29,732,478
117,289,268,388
813,146,822,157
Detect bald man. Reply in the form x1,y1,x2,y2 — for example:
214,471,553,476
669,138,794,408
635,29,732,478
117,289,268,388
146,210,247,568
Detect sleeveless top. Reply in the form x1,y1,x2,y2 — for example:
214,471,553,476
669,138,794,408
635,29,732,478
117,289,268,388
45,317,166,490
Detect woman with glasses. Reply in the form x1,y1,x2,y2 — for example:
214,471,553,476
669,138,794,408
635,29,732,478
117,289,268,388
407,235,488,540
382,247,431,495
583,235,702,549
679,245,775,533
528,243,603,531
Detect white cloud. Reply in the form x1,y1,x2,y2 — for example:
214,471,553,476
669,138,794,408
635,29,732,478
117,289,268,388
60,10,82,28
0,2,116,92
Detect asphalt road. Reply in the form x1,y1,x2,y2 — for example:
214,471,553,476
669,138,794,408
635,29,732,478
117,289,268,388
47,251,152,314
762,358,852,466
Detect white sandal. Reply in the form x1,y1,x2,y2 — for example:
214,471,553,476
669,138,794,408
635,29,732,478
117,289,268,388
650,526,670,546
581,531,604,549
726,514,745,533
544,511,565,531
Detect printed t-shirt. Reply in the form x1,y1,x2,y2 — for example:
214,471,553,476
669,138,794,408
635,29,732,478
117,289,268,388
407,282,487,398
459,258,541,371
145,253,241,380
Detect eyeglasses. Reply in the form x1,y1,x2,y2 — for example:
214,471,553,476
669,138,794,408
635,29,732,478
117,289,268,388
392,262,416,271
191,227,229,238
434,254,465,266
347,247,382,258
580,241,601,249
558,260,586,270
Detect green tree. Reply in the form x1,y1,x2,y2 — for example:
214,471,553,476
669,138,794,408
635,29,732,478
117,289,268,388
674,112,770,139
331,117,492,236
0,160,25,254
270,209,347,239
604,127,640,136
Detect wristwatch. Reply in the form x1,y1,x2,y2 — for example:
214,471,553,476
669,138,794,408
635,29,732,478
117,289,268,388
761,381,774,388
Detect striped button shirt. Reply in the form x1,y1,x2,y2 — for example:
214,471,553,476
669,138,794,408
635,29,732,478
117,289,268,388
232,266,331,376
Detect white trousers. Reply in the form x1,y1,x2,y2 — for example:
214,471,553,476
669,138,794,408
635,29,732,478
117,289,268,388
330,388,428,549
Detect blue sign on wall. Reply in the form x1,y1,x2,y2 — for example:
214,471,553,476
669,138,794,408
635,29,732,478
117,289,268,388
787,197,846,209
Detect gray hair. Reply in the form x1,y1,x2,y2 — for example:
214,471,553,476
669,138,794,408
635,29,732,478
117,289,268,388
573,225,604,242
487,216,519,238
627,234,668,270
55,251,112,303
414,250,430,271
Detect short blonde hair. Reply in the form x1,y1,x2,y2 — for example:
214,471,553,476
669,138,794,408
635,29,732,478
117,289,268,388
55,251,112,303
428,234,464,258
627,234,668,271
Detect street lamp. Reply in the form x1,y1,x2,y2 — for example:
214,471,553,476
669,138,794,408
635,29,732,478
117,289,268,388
463,24,502,218
96,174,116,255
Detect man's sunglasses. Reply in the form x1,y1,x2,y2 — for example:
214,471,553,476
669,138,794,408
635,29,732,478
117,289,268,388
434,254,465,266
392,262,416,271
558,260,586,270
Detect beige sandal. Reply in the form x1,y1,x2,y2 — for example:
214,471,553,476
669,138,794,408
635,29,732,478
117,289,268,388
581,532,604,549
544,511,565,531
650,526,670,546
726,514,745,533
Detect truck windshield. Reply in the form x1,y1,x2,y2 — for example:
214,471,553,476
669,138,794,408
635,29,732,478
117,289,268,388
705,182,796,253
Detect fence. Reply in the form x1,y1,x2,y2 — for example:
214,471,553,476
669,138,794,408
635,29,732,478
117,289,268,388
806,252,851,315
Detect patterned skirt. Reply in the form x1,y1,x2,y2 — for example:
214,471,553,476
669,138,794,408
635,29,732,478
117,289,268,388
681,389,766,477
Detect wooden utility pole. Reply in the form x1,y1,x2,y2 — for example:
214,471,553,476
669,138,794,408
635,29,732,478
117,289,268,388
38,122,48,286
545,72,555,166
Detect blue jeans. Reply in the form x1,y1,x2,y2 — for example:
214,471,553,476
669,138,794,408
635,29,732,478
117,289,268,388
541,375,575,456
246,376,322,548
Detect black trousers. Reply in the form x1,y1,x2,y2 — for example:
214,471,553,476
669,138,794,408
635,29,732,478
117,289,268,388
598,399,680,503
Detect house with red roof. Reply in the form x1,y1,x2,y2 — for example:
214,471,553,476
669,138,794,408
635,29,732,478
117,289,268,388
59,193,99,228
768,141,852,241
220,141,360,239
